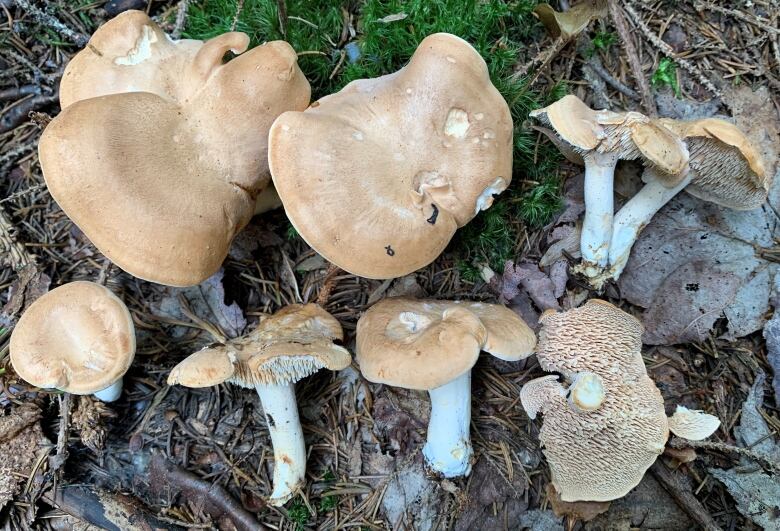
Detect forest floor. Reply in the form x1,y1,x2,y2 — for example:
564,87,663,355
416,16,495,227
1,0,780,530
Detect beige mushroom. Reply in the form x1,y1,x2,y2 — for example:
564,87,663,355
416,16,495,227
268,33,513,279
168,304,350,506
10,282,135,402
607,117,769,280
520,300,719,501
529,95,688,276
357,298,535,477
39,12,310,286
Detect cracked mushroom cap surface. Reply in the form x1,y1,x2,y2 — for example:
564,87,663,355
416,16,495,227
40,19,310,286
356,298,535,390
268,33,513,279
654,117,769,209
530,96,689,178
10,282,135,395
167,304,351,388
522,299,670,502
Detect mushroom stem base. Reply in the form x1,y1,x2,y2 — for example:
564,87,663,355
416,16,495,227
423,371,473,478
608,174,692,280
93,379,123,402
256,381,306,506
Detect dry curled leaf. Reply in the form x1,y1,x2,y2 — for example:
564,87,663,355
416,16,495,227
0,403,49,510
534,0,608,40
494,261,561,311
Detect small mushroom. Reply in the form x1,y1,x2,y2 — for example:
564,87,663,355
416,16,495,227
167,304,350,506
39,12,310,286
607,117,769,279
356,298,535,477
10,282,136,402
529,96,688,276
520,300,719,501
269,33,513,279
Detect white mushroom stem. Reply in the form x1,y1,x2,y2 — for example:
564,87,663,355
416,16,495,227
580,153,618,274
93,378,123,402
422,371,473,478
255,381,306,506
608,173,692,280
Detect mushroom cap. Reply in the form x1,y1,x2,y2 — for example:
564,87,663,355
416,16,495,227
525,299,670,502
667,405,720,440
40,35,310,286
168,304,350,388
269,33,513,279
10,281,135,395
59,11,250,108
356,298,535,391
530,96,689,177
655,118,769,209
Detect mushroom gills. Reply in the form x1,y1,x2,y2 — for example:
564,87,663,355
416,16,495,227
255,381,306,505
422,371,473,477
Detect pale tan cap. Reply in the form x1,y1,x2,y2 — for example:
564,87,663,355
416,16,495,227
40,36,310,286
269,33,513,279
356,298,535,391
10,282,135,395
168,304,350,388
657,117,769,209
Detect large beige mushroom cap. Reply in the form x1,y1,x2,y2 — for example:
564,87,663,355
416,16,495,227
655,117,769,209
40,18,310,286
168,304,350,388
269,33,513,279
10,282,135,395
356,298,535,390
523,299,670,502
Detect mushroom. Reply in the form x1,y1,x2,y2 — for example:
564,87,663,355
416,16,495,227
10,281,135,402
39,12,310,286
356,298,536,477
520,300,719,501
167,304,350,506
268,33,513,279
529,96,688,276
607,117,769,280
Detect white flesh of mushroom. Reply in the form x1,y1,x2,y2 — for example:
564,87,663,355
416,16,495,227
93,378,123,402
580,151,619,275
422,371,473,478
255,381,306,506
607,172,692,280
568,372,605,413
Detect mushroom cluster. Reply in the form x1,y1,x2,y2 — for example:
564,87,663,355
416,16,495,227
530,95,770,285
520,300,720,501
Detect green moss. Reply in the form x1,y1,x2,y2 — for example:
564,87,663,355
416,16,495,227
651,57,681,97
287,499,310,530
318,495,338,512
185,0,566,273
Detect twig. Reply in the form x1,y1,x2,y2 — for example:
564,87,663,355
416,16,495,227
649,461,722,531
511,36,567,82
0,203,35,271
669,437,780,474
0,94,58,134
694,2,780,36
230,0,245,31
172,0,190,40
276,0,288,37
49,393,72,482
587,58,641,101
623,2,722,98
0,85,39,102
13,0,88,47
607,0,657,116
0,184,45,205
148,453,265,531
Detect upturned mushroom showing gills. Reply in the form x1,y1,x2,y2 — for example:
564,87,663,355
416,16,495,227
167,304,350,506
529,95,689,277
39,11,310,287
10,282,136,402
356,298,536,477
606,117,769,281
520,300,720,502
269,33,513,279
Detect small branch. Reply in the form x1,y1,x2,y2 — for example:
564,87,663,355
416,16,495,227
588,58,641,101
511,36,567,82
148,454,265,531
276,0,288,38
315,264,342,307
0,203,36,271
49,393,72,479
230,0,246,32
0,94,58,134
13,0,88,47
668,437,780,474
172,0,190,40
649,461,723,531
0,85,40,102
623,2,722,98
694,2,780,36
607,0,657,116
